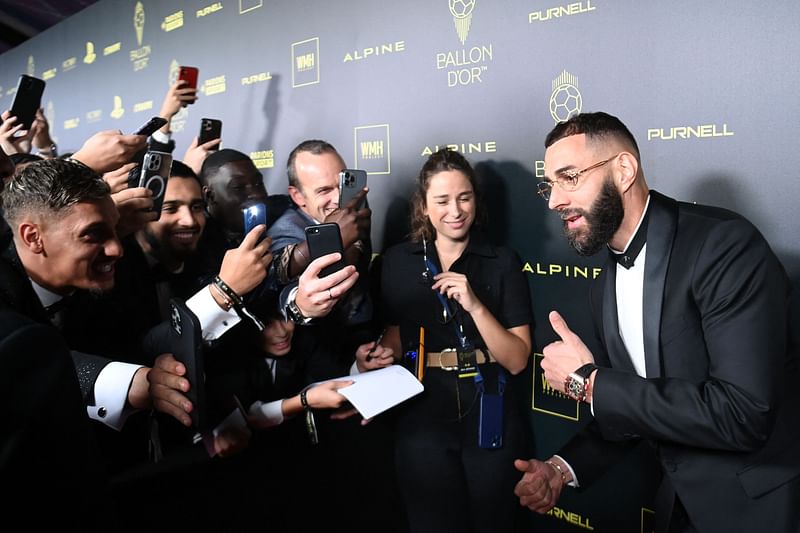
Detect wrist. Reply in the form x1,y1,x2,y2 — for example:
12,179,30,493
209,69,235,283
585,369,598,403
545,458,569,487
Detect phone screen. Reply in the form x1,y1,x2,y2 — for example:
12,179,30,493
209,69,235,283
242,201,267,241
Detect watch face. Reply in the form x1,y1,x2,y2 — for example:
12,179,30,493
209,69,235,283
565,374,585,401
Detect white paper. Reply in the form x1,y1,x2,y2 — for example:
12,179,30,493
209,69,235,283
334,365,424,420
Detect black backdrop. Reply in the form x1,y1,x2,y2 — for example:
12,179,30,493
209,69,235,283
2,1,798,530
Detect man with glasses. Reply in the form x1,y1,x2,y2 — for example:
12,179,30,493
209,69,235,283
515,112,799,532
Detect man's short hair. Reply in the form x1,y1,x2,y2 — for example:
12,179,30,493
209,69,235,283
545,111,640,158
170,159,201,185
1,158,110,226
199,149,251,186
285,139,340,189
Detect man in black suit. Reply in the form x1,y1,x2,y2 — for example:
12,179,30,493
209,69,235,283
514,112,799,532
0,308,112,530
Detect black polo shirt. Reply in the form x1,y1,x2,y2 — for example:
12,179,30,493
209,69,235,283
380,234,532,355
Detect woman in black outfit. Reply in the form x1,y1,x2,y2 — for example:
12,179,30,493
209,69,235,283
379,149,534,533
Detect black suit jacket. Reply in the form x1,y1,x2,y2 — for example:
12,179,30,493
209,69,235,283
0,244,112,402
0,309,114,529
560,191,800,532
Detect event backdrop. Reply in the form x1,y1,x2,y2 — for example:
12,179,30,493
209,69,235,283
2,1,798,531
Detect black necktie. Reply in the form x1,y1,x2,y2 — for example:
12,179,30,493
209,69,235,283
612,209,649,269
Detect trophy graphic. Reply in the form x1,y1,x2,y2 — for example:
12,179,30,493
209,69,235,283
134,2,145,47
448,0,475,45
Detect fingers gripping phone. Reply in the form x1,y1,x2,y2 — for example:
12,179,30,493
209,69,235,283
178,66,199,92
338,169,367,210
136,151,172,219
305,223,346,278
198,118,222,147
8,75,46,131
242,201,267,242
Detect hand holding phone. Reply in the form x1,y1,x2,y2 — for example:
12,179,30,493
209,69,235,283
305,223,346,278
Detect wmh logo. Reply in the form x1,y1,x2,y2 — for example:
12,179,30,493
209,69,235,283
296,52,315,71
354,124,391,175
360,140,384,159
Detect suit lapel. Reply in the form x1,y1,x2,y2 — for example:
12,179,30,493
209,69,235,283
641,191,678,379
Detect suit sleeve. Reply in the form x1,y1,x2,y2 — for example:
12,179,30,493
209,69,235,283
592,219,789,452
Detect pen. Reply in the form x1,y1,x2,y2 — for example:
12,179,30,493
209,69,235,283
365,328,387,362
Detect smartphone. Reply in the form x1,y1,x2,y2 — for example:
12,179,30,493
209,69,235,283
8,75,46,131
478,391,504,449
242,200,267,242
134,116,167,136
305,223,346,278
178,66,199,91
138,151,172,218
198,118,222,147
338,169,367,210
168,299,207,430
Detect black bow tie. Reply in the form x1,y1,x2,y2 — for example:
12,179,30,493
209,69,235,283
611,210,649,269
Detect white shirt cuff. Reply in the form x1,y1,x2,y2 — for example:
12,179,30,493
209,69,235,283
251,400,285,428
87,361,143,431
187,286,241,341
349,361,361,375
552,454,580,488
150,129,170,144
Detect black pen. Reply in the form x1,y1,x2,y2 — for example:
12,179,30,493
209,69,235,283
365,328,387,362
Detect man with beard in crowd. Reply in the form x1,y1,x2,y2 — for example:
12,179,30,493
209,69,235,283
514,112,800,533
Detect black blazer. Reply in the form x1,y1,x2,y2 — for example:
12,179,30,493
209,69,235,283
560,191,800,532
0,308,114,529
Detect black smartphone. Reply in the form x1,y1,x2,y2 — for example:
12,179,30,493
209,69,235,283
8,75,46,131
168,299,207,430
305,223,346,278
178,66,199,91
134,116,167,136
338,169,367,210
138,151,172,218
242,200,267,242
478,391,504,449
198,118,222,147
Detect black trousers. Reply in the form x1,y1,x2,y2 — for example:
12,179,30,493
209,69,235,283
394,366,530,533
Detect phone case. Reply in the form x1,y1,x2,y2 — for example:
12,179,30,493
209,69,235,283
134,116,167,136
9,75,46,131
168,298,206,430
178,66,199,89
478,392,504,449
139,151,172,218
305,223,346,278
338,169,367,209
198,118,222,146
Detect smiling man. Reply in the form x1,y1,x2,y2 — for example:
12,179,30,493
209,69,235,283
0,158,150,429
514,112,800,533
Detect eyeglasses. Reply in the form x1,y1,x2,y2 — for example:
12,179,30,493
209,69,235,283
536,153,620,201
